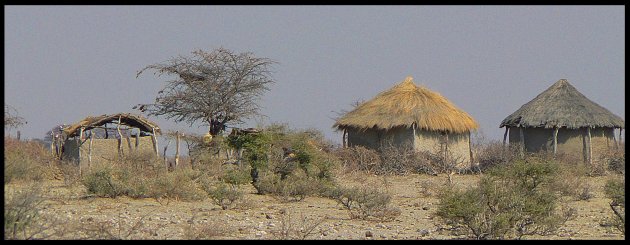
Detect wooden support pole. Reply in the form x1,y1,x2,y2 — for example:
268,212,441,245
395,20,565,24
503,127,508,146
553,127,559,156
613,128,619,149
88,131,93,166
342,129,347,148
468,131,473,165
126,136,133,152
619,128,623,145
587,127,592,165
519,127,525,158
77,128,83,165
17,130,21,141
175,131,180,168
117,116,124,158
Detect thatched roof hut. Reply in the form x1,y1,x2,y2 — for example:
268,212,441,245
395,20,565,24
500,79,624,163
500,79,624,129
334,76,478,166
54,113,161,165
334,76,478,133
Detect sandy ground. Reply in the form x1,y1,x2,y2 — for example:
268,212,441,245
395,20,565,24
5,171,625,240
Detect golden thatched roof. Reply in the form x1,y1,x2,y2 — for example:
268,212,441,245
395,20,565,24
63,113,161,137
500,79,625,129
333,76,479,133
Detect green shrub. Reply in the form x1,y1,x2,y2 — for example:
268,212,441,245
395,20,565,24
232,125,340,200
436,158,574,239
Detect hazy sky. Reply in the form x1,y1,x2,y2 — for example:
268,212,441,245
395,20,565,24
4,6,625,150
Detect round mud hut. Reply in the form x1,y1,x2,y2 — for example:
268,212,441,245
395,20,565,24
333,76,479,166
500,79,624,163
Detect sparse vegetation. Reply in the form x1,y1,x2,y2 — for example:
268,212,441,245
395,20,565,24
3,125,625,240
436,158,575,239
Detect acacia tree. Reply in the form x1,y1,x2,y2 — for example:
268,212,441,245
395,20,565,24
135,48,277,136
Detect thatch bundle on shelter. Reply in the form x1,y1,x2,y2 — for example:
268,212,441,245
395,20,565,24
500,79,624,163
333,76,479,166
53,113,161,165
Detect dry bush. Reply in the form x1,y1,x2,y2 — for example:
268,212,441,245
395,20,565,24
333,146,381,174
473,140,519,173
58,161,82,187
329,181,401,221
81,161,207,201
4,184,67,240
4,137,55,184
79,210,155,239
600,142,625,175
255,168,325,202
549,163,591,200
271,209,327,240
184,212,231,239
602,176,625,233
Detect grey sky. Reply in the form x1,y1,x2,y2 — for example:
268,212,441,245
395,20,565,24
4,6,625,152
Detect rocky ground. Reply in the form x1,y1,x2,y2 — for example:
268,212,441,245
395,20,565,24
5,171,624,240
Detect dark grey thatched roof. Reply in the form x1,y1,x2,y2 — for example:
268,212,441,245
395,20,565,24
500,79,624,129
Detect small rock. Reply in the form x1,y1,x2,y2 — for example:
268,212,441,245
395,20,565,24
268,223,276,228
380,234,387,238
418,229,430,236
365,231,373,237
265,213,274,219
255,231,267,238
376,224,387,229
422,206,430,210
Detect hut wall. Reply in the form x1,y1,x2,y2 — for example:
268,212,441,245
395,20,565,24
347,127,414,149
347,127,472,167
62,136,156,166
414,130,471,166
508,127,615,162
346,128,383,149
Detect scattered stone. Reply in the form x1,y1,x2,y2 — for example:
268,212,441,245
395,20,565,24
255,231,267,238
365,231,373,237
422,206,430,210
418,229,430,236
265,213,274,219
376,224,387,229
